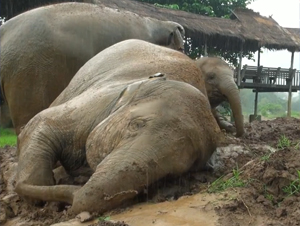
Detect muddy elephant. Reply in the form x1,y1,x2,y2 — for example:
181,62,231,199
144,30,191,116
15,39,223,214
0,2,184,134
195,57,244,137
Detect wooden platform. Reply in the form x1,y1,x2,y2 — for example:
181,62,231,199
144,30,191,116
235,65,300,92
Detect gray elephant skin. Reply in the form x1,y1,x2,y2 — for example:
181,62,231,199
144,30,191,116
195,57,244,137
15,39,224,214
0,2,184,134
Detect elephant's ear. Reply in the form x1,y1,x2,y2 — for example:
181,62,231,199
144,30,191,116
111,81,145,113
112,76,167,113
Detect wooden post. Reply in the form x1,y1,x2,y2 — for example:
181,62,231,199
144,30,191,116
237,44,243,86
254,89,258,117
204,38,208,56
257,48,261,67
287,51,295,117
253,48,260,119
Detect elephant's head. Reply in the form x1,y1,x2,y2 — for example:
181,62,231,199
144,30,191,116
70,78,223,213
195,57,244,137
153,21,185,51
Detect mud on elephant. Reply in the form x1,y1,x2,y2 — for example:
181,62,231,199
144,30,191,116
0,2,184,134
15,40,224,214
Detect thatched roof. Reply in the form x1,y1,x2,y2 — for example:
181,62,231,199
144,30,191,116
231,8,299,52
85,0,300,52
284,28,300,51
85,0,244,51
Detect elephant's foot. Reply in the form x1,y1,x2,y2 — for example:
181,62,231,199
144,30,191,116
218,119,236,133
212,108,236,134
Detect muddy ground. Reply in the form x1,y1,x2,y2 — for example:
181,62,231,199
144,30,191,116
1,117,300,226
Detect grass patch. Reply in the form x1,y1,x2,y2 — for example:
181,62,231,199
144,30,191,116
98,216,111,221
282,170,300,197
0,128,17,147
260,153,272,162
208,167,248,193
277,135,291,149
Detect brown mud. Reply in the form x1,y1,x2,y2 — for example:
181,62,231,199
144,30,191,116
1,117,300,226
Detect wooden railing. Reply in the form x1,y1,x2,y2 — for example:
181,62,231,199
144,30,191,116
235,65,300,88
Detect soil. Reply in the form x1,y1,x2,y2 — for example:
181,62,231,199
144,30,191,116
1,117,300,226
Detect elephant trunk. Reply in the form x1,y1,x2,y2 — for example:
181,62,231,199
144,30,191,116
72,145,155,214
219,78,244,137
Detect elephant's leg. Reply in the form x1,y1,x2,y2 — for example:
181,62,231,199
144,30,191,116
212,108,236,134
5,64,72,134
15,116,80,203
0,101,13,128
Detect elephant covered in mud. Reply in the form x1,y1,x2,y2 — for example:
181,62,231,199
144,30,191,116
195,57,244,137
0,2,184,134
15,39,224,214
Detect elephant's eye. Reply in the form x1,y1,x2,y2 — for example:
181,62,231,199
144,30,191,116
207,73,215,81
128,119,146,132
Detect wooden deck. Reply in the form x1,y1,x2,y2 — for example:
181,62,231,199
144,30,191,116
235,65,300,92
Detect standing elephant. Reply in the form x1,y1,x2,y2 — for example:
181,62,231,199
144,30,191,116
195,57,244,137
15,39,223,214
0,2,184,134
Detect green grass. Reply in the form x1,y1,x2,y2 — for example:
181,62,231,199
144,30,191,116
282,170,300,197
98,216,111,221
208,167,248,193
260,153,272,162
277,135,291,149
0,128,17,147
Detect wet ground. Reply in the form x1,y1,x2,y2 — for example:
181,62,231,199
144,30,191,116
1,117,300,226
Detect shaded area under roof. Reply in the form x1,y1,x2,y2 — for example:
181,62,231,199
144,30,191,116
86,0,300,52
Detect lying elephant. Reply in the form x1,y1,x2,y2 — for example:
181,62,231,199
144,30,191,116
15,39,224,214
195,57,244,137
0,2,184,134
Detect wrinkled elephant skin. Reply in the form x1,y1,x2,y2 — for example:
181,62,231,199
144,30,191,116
0,2,184,134
195,57,244,137
15,40,223,215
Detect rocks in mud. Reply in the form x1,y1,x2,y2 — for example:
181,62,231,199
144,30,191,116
76,211,93,223
0,194,20,224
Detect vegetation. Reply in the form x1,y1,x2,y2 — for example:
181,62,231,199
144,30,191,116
240,89,300,119
260,153,272,162
282,170,300,197
0,128,17,147
208,167,248,193
98,216,111,221
277,135,291,149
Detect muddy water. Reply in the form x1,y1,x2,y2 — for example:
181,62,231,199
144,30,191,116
48,193,220,226
111,193,219,226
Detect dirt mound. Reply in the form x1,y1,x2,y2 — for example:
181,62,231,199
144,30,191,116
1,117,300,226
243,117,300,146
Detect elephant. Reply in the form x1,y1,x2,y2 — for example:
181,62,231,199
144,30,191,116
194,57,244,137
15,39,224,214
0,2,185,134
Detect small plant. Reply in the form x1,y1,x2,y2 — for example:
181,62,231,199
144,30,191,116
208,167,247,193
277,135,291,149
295,141,300,150
98,216,111,221
265,193,274,201
260,153,271,162
282,170,300,197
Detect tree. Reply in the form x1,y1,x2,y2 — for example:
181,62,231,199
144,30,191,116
139,0,254,17
137,0,255,65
